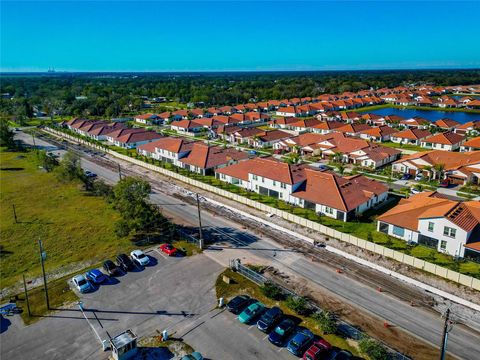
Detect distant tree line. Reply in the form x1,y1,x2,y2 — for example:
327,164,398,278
1,69,480,117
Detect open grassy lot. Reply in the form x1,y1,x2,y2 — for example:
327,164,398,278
0,150,133,290
381,141,429,152
216,269,362,357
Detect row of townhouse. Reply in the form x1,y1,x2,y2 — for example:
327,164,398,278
64,118,163,148
392,150,480,185
136,137,249,176
215,157,389,222
380,92,480,110
169,112,269,136
377,191,480,260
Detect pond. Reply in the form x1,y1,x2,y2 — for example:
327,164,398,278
359,107,480,124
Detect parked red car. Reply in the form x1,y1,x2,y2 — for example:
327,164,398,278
439,179,450,188
159,243,177,256
303,339,332,360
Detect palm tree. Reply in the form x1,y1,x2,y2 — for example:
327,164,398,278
333,151,343,163
433,163,445,180
423,165,432,181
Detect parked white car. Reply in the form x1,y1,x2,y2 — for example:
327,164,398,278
130,249,150,266
72,274,93,293
414,173,424,181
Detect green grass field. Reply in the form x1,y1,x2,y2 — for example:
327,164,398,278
0,150,133,290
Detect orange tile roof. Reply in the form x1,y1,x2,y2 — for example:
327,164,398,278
462,136,480,148
336,123,372,134
116,131,163,144
434,118,460,129
292,171,388,212
392,128,431,140
359,125,397,138
395,150,480,170
423,132,464,145
180,143,248,169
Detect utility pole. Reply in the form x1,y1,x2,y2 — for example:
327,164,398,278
440,308,451,360
22,275,31,316
12,204,18,223
196,193,204,250
118,163,122,180
38,240,50,310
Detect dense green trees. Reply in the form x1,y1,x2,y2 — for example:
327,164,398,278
1,70,479,117
0,120,15,149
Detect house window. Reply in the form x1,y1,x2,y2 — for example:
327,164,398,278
253,175,258,181
262,177,265,183
325,206,334,215
273,181,276,186
428,222,434,232
443,226,456,238
280,183,286,189
279,193,283,199
392,226,405,237
440,240,447,250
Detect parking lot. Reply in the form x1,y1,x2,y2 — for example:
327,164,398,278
2,249,337,360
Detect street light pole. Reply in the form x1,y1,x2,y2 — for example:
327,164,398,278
38,240,50,310
440,308,451,360
196,193,204,250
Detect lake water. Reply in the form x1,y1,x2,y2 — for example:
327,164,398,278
359,107,479,124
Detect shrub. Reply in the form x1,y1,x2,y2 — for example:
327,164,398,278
311,311,337,334
261,281,284,300
286,296,310,315
359,337,388,360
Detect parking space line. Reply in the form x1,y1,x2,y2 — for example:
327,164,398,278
248,325,255,330
263,335,269,340
154,248,168,259
277,347,283,352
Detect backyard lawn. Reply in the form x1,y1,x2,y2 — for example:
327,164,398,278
0,150,133,290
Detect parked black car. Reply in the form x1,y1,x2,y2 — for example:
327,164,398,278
226,295,251,315
116,254,135,272
268,318,296,346
257,306,283,332
103,260,120,276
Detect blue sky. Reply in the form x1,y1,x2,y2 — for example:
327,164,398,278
1,1,480,72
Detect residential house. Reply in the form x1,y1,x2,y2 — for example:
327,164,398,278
334,123,372,137
178,143,249,175
433,118,460,131
113,131,163,149
291,170,389,221
358,125,398,142
348,145,401,169
392,150,480,184
134,113,162,125
460,136,480,152
390,128,432,145
455,121,480,136
273,133,328,154
105,128,146,144
310,121,345,135
420,132,465,151
377,192,480,258
137,137,195,166
400,117,431,129
170,120,204,136
269,116,299,129
248,130,292,148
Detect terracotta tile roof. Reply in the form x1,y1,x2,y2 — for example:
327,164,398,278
137,137,195,153
289,118,323,129
170,120,203,129
270,117,303,126
218,157,311,184
285,133,328,147
180,143,248,169
395,150,480,170
423,132,465,145
456,120,480,130
359,125,397,138
336,123,372,134
135,113,157,120
400,117,431,127
108,127,146,140
392,128,431,140
311,121,345,130
464,242,480,252
319,133,370,153
88,122,125,136
233,127,265,138
462,136,480,148
292,171,388,212
257,130,291,142
434,118,460,129
378,192,480,232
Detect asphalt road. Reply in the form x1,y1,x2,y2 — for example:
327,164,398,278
13,130,480,360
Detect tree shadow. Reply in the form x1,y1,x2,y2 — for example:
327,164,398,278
137,346,174,359
0,315,12,334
